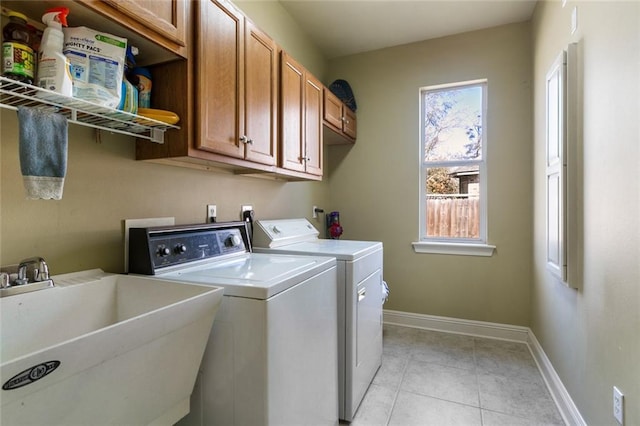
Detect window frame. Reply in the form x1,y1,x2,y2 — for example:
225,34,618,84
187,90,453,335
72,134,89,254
413,79,495,256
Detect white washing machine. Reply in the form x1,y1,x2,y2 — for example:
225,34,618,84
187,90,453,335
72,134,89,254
128,222,338,426
253,218,383,421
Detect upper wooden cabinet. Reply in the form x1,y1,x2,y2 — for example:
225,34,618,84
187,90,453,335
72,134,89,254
243,20,279,165
304,73,323,176
77,0,189,58
136,0,324,181
280,52,323,179
323,88,357,144
324,89,344,130
196,0,277,167
343,107,357,139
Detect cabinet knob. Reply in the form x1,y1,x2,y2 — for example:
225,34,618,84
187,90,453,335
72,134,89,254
240,135,253,145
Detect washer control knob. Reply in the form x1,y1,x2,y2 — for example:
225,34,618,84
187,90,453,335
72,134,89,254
225,234,242,248
157,247,171,257
175,244,187,254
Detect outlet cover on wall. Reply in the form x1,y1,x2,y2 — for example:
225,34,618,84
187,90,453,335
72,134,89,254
613,386,624,424
207,204,217,222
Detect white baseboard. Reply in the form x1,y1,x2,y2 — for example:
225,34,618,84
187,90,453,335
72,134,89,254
382,309,586,426
527,330,587,426
383,309,530,342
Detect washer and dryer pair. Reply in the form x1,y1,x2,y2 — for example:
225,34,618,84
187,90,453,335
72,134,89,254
128,218,384,425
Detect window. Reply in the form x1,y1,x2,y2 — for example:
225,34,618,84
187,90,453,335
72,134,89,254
413,80,494,256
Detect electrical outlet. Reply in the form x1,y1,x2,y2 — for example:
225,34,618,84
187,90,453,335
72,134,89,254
613,386,624,425
207,204,217,222
312,205,324,219
241,205,253,220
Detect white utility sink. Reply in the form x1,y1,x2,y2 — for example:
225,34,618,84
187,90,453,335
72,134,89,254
0,269,224,425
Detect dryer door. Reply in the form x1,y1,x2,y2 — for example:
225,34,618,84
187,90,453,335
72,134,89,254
352,268,383,416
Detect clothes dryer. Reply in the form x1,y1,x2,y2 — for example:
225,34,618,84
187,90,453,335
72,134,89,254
253,218,383,421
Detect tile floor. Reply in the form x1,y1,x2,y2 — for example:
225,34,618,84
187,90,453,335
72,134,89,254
347,324,565,426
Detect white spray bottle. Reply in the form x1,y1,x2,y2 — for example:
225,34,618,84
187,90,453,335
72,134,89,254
37,7,72,97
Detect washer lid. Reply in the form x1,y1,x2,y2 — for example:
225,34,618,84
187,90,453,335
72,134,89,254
158,253,335,299
253,218,319,248
254,239,382,261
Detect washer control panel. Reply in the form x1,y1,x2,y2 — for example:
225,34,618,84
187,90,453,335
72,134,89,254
129,222,250,275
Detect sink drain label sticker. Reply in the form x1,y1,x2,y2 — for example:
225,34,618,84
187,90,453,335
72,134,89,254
2,361,60,390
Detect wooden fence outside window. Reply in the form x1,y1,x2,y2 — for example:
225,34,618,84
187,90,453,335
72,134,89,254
426,195,480,238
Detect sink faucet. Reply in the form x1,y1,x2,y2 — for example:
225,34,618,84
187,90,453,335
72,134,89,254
16,257,50,285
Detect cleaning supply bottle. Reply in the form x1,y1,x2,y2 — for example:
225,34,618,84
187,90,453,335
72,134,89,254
118,45,138,113
132,67,152,108
2,11,35,84
36,7,72,96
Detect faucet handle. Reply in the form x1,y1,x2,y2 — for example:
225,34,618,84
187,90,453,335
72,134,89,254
37,261,49,281
0,272,10,289
15,266,29,285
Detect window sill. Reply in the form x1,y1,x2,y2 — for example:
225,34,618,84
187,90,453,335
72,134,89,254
412,241,496,257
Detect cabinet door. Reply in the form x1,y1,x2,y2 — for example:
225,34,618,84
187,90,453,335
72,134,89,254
322,87,357,144
323,89,343,131
280,53,306,173
304,74,323,176
96,0,188,53
343,107,357,140
244,21,278,166
197,0,244,159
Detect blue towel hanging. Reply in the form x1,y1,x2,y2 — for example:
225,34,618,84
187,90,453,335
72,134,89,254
17,106,68,200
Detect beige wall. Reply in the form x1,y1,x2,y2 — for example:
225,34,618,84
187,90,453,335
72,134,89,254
326,23,534,325
531,1,639,424
4,2,637,422
0,1,329,274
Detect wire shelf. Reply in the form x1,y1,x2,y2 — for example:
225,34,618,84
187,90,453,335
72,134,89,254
0,76,179,143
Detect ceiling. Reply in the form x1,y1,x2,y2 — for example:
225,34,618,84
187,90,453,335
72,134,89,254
278,0,538,59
